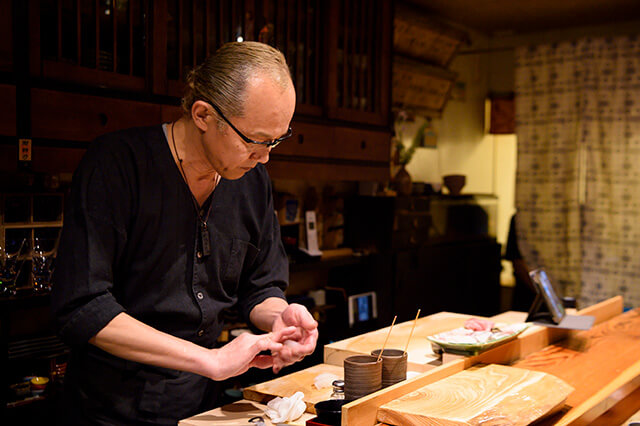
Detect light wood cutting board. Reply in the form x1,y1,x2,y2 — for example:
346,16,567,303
377,364,573,425
324,312,480,372
243,363,343,414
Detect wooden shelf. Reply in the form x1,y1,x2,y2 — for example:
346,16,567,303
391,3,468,117
8,334,69,361
6,394,46,409
392,55,458,116
393,3,469,67
2,222,62,229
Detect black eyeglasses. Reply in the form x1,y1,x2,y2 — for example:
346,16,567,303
207,102,292,148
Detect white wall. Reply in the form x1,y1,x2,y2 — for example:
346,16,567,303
399,18,640,285
399,27,515,269
408,54,493,193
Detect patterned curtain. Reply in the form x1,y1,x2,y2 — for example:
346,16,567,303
515,35,640,309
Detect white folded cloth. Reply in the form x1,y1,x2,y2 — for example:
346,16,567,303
264,391,306,423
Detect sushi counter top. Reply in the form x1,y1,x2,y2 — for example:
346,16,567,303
180,297,640,425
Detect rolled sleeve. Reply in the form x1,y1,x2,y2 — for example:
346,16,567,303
57,293,125,346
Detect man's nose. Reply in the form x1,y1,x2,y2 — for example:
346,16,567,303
250,146,271,164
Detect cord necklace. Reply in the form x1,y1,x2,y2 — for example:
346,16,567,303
171,121,218,258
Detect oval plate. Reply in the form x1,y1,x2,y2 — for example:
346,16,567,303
427,323,531,356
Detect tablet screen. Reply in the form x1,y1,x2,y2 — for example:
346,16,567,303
529,268,566,323
347,291,378,326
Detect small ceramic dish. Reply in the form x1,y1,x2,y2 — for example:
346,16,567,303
427,323,531,355
314,399,348,426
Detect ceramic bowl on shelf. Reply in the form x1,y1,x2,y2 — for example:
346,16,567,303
443,174,466,196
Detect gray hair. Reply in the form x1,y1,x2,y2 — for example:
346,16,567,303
181,41,292,120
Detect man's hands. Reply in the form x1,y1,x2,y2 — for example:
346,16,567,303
207,325,298,381
207,303,318,379
270,303,319,373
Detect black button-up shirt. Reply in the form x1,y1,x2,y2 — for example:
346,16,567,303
51,125,288,423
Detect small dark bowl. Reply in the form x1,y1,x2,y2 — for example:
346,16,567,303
314,399,348,426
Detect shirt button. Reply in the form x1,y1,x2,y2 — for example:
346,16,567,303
197,329,204,337
196,251,202,259
196,292,204,300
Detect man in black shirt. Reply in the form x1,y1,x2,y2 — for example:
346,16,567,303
51,42,317,424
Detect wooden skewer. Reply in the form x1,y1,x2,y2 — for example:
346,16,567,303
377,315,397,362
403,309,421,354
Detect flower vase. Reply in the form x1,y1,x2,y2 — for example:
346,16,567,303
393,165,412,196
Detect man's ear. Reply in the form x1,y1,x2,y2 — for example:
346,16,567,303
191,100,212,132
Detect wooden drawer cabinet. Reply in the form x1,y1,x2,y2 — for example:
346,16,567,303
326,0,392,126
31,0,148,92
269,122,390,181
331,127,390,163
31,89,162,142
276,121,333,158
162,0,325,119
13,0,393,181
276,122,389,164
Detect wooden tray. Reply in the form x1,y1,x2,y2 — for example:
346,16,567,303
179,400,314,425
377,364,572,425
243,363,343,414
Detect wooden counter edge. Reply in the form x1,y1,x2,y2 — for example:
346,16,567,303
340,296,624,426
555,358,640,425
179,399,314,425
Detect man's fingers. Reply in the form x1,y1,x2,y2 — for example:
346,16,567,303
300,328,319,344
288,304,318,330
271,326,297,342
286,330,318,354
254,335,283,354
301,314,319,330
251,355,275,370
272,357,285,374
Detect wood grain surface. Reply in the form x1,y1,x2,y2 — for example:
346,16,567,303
376,364,573,425
340,296,623,426
324,312,481,371
178,400,314,425
512,308,640,425
589,383,640,425
242,363,343,414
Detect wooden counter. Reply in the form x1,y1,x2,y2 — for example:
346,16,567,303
324,311,480,371
179,400,314,425
182,296,639,425
514,308,640,425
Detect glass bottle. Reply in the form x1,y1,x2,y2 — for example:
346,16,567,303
330,379,345,400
